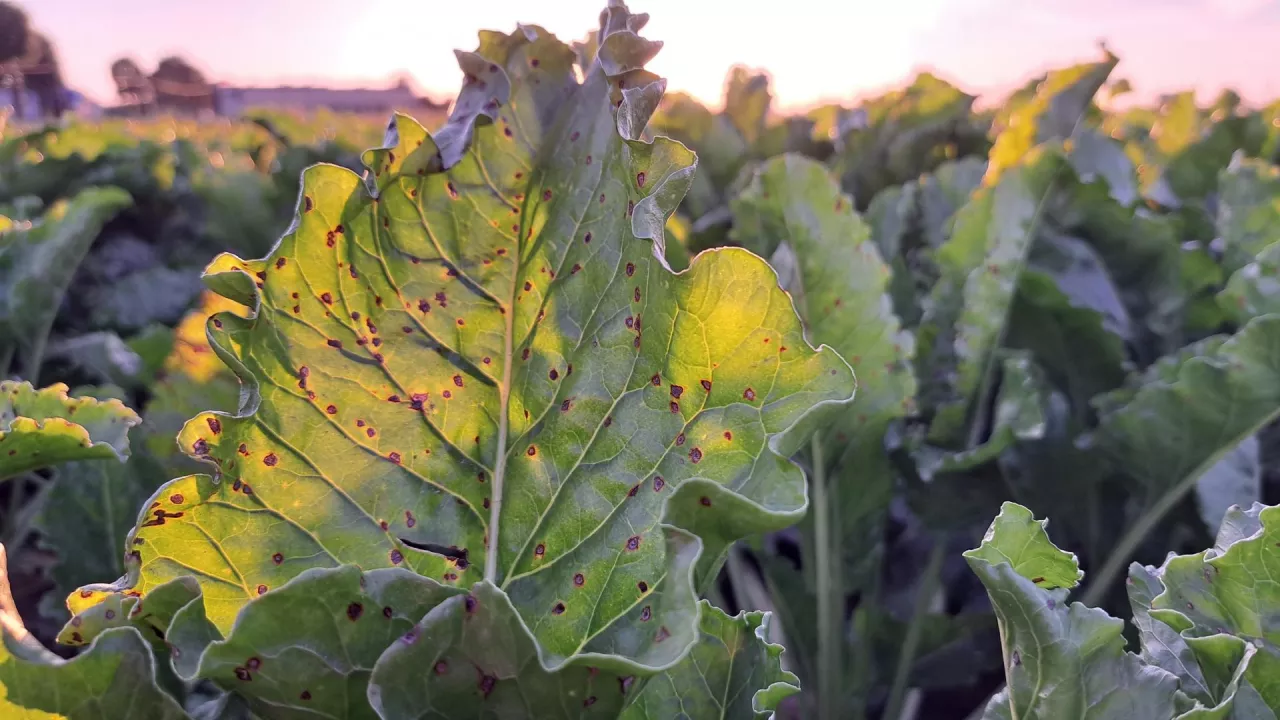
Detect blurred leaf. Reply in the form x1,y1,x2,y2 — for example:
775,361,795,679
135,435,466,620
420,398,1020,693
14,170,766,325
1216,155,1280,274
1220,240,1280,324
0,380,140,482
0,186,132,375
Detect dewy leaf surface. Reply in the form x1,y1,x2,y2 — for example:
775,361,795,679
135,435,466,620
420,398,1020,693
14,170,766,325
965,503,1180,720
619,601,800,720
0,186,132,375
0,381,141,482
74,2,853,677
0,546,186,720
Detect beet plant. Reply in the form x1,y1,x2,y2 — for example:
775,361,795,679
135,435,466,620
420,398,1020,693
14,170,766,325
0,2,854,717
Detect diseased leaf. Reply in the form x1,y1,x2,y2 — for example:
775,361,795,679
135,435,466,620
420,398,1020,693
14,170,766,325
0,186,132,375
369,580,643,718
70,6,852,693
731,154,913,461
0,545,186,720
0,380,141,482
1217,156,1280,274
620,601,800,720
965,503,1180,720
191,565,462,717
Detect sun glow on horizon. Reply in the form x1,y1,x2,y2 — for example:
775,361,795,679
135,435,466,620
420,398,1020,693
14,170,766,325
21,0,1280,112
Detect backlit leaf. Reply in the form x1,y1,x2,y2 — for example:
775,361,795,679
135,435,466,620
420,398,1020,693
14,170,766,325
69,5,852,692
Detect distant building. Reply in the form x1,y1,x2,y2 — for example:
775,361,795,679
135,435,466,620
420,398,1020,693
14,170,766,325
213,80,446,116
0,88,41,120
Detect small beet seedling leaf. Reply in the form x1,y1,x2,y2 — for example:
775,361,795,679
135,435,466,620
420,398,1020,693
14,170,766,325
0,186,132,376
71,0,853,687
0,546,186,720
619,601,800,720
0,380,141,482
965,503,1180,720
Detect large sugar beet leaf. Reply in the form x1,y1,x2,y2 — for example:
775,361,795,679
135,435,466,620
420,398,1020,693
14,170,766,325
0,546,185,720
0,380,141,482
965,503,1180,720
619,601,799,719
0,186,132,376
71,1,852,686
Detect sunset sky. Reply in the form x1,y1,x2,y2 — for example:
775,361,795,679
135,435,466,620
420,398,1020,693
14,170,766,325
22,0,1280,110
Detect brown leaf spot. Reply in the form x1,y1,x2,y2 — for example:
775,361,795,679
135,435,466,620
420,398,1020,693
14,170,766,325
640,606,651,621
626,535,641,551
574,573,585,587
743,387,756,401
534,543,545,558
552,602,566,615
724,430,733,441
390,549,404,564
257,585,268,595
347,603,363,621
263,453,278,466
690,448,703,463
388,452,402,464
272,552,283,565
626,262,635,277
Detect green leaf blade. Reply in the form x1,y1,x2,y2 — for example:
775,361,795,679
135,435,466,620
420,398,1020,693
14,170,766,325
620,601,800,720
965,502,1180,720
0,381,141,482
70,5,853,685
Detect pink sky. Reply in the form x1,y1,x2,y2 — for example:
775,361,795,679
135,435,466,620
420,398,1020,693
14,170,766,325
21,0,1280,111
